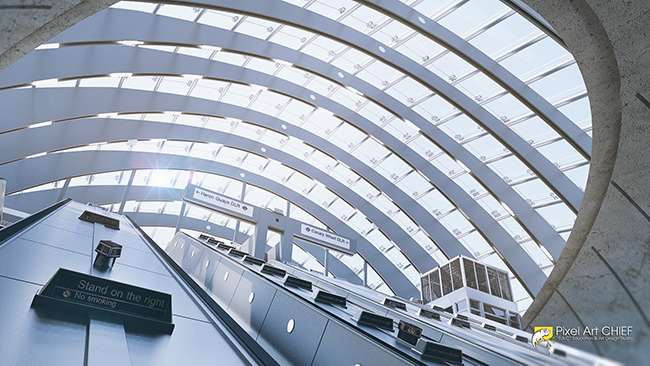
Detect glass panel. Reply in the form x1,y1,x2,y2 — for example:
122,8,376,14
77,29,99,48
421,273,432,304
483,303,508,325
475,262,489,294
498,271,513,301
440,264,452,296
463,258,477,290
450,258,463,291
487,266,501,297
429,269,442,299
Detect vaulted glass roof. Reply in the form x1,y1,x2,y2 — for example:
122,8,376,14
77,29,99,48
0,0,591,313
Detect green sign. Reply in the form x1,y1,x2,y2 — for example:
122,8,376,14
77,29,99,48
32,268,174,333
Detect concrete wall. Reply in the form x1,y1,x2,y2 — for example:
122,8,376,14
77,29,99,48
0,201,256,365
519,1,650,365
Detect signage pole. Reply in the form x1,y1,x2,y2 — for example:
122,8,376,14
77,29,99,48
175,202,186,234
363,261,368,287
324,248,329,277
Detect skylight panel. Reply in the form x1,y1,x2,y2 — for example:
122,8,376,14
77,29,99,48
157,4,200,21
438,210,473,237
139,45,176,53
305,0,355,20
459,231,493,258
250,90,290,115
231,122,264,141
201,174,230,192
482,93,530,122
327,198,355,221
430,153,463,178
368,15,412,47
215,146,247,166
300,110,339,136
212,52,247,67
223,179,244,199
307,149,336,173
308,184,336,205
268,25,315,50
191,78,229,101
468,11,541,58
139,201,166,214
488,155,530,184
538,140,583,167
327,122,366,151
564,164,589,190
281,137,313,160
235,17,281,40
329,163,360,187
110,1,157,13
462,134,506,161
177,47,214,60
131,140,160,153
356,99,395,127
330,47,374,75
437,0,508,38
188,142,217,161
412,0,460,20
384,76,430,106
203,117,233,133
274,66,309,88
406,134,442,161
240,153,267,174
79,76,120,88
301,35,347,61
512,178,554,207
353,137,390,167
395,171,431,199
302,73,332,95
285,170,314,195
349,178,379,202
500,36,571,81
375,154,411,182
245,57,278,75
261,160,293,184
257,128,286,148
558,97,591,129
121,75,157,91
157,76,194,96
220,83,255,106
537,203,576,231
529,63,586,104
370,193,399,217
456,72,505,102
397,34,445,64
391,210,417,233
328,86,362,111
338,5,387,34
411,95,456,124
383,119,419,143
366,229,392,253
197,10,241,31
425,51,475,83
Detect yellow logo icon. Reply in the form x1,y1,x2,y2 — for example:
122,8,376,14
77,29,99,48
532,326,554,354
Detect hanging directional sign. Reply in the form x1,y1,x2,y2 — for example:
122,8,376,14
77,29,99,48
294,223,356,255
183,184,254,220
32,268,174,334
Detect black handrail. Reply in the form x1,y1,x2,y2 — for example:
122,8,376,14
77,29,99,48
126,216,281,366
0,198,72,245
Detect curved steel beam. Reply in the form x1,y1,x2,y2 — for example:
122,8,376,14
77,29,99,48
0,84,546,295
0,150,417,297
360,0,590,159
16,8,569,260
0,114,441,274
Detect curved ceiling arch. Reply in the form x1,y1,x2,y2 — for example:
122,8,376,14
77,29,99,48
45,5,584,214
1,41,568,262
0,84,548,294
0,0,595,310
